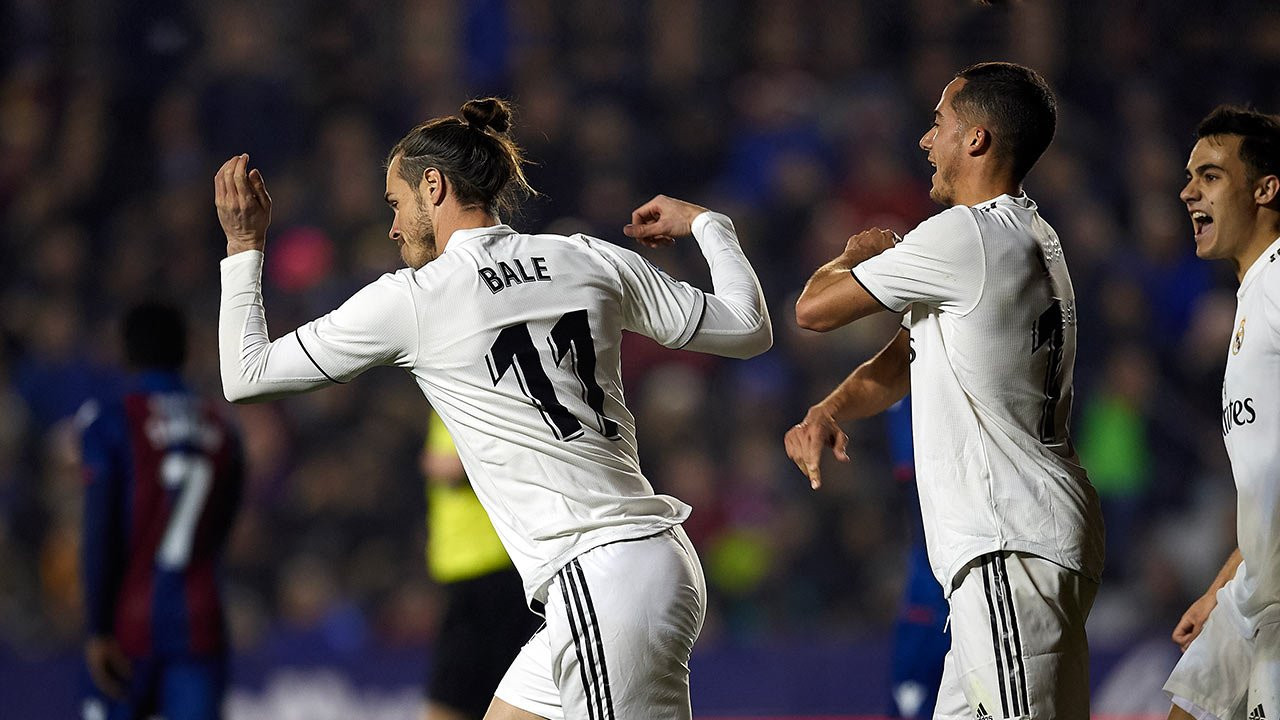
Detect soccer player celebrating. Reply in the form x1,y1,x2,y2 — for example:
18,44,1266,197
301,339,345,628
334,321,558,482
1164,106,1280,720
784,62,1104,718
215,98,771,720
81,302,244,720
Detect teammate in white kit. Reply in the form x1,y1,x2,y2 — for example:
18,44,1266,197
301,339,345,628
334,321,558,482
1164,106,1280,720
213,98,772,720
784,62,1104,719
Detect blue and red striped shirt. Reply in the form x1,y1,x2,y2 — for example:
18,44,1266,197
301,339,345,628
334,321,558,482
81,371,243,658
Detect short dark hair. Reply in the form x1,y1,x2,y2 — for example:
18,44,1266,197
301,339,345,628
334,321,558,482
1196,105,1280,184
951,62,1057,180
386,97,534,218
123,301,186,370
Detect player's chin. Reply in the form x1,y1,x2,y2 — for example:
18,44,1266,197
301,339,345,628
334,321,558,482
1192,227,1220,259
401,248,424,269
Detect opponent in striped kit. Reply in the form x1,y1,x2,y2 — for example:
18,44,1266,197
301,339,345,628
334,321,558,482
785,63,1103,719
80,302,244,720
214,98,771,720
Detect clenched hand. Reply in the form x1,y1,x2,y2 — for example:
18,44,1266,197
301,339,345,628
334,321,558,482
214,153,272,255
623,195,709,247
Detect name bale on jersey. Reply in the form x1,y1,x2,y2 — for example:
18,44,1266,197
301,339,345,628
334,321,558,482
479,257,552,294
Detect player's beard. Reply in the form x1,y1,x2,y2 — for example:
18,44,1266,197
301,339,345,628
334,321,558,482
401,207,439,269
929,161,959,206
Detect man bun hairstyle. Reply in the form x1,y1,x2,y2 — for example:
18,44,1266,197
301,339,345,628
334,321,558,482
461,97,511,133
1196,105,1280,185
952,61,1057,181
123,300,187,371
387,97,534,218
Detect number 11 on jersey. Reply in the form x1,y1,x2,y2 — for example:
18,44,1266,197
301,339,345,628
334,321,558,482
1032,298,1068,446
486,309,621,442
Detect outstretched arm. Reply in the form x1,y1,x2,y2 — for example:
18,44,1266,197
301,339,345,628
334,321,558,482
216,154,333,402
784,328,911,488
624,195,772,359
1172,547,1242,651
216,155,416,402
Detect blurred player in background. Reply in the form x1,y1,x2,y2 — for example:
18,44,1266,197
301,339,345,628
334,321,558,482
80,301,244,720
420,411,540,720
785,62,1104,718
1164,106,1280,720
883,399,948,720
215,97,771,720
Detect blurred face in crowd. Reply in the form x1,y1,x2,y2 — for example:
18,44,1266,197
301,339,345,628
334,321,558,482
385,156,439,269
1180,135,1272,270
919,78,969,206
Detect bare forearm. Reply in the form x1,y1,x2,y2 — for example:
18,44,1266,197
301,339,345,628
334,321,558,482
812,329,910,423
799,256,856,302
795,229,897,332
226,237,264,256
799,238,886,298
1207,548,1243,594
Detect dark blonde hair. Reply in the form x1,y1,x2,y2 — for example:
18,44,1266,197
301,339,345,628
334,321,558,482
386,98,535,217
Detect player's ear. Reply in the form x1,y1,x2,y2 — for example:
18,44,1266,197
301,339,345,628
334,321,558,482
1255,174,1280,207
967,126,991,157
422,167,446,206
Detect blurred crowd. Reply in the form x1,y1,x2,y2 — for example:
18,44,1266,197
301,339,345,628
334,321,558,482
3,0,1278,666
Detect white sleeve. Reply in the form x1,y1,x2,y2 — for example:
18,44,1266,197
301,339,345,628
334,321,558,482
678,211,772,358
850,206,985,315
589,211,772,358
587,238,706,348
219,251,418,402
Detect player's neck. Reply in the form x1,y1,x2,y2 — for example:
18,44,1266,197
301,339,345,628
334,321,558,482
952,167,1022,207
1234,217,1280,282
952,180,1023,208
436,206,502,252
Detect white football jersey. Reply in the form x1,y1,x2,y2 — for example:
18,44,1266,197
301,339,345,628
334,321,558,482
1218,236,1280,637
220,212,769,603
852,193,1104,592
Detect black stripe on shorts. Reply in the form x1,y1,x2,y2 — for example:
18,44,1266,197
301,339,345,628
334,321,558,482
561,561,616,720
996,555,1030,715
559,566,599,720
571,560,615,720
981,557,1011,717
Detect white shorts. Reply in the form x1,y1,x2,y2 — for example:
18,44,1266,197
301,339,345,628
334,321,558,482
495,526,706,720
1164,606,1280,720
934,552,1097,720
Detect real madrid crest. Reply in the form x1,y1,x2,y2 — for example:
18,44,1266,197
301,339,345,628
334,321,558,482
1233,316,1246,355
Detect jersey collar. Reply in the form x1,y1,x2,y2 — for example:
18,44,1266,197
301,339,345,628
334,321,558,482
445,224,516,251
970,192,1035,211
1238,235,1280,296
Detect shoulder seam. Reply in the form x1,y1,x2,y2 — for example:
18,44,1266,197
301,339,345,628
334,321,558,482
953,206,987,318
580,235,627,295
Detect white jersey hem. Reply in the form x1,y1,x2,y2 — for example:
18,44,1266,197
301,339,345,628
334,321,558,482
525,519,685,605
